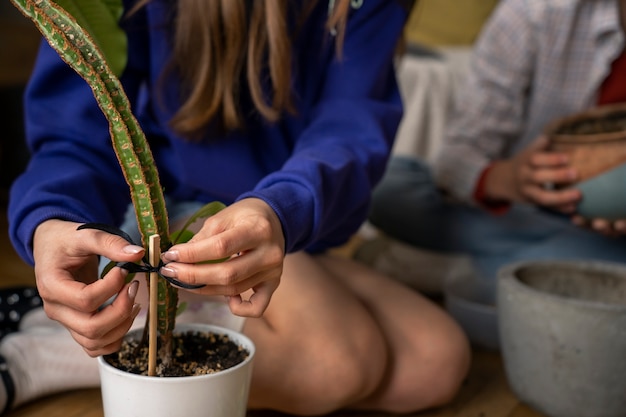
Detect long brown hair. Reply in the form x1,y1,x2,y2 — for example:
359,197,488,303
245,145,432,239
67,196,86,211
133,0,351,138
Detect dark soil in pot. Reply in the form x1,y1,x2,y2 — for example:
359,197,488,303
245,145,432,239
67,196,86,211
103,330,250,377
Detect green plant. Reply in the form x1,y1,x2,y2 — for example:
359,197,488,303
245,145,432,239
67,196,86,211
10,0,223,372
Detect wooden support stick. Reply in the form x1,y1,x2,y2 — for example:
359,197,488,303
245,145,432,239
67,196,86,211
148,234,161,377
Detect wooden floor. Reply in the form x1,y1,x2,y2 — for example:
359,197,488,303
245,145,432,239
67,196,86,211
0,205,546,417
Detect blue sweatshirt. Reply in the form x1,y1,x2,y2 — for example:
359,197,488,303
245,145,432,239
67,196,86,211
9,0,406,265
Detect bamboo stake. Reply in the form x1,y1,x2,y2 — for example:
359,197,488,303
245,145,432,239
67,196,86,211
148,234,161,376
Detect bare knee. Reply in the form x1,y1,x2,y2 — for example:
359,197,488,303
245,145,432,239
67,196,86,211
251,323,388,416
422,329,471,408
384,320,471,414
289,329,389,415
420,327,470,411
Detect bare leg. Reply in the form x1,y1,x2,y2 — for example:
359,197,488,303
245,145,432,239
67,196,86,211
318,254,470,412
244,252,388,415
244,252,470,415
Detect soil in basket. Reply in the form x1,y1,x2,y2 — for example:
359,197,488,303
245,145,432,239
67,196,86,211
103,330,250,377
555,111,626,135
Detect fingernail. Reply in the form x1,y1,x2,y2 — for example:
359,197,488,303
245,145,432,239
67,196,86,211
131,303,142,318
162,250,179,262
160,266,178,278
128,280,139,299
123,245,145,254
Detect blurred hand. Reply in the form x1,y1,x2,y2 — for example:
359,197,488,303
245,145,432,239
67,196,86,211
160,197,285,319
571,215,626,237
483,136,582,213
33,219,146,356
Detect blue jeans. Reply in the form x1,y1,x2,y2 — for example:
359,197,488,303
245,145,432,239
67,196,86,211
369,156,626,300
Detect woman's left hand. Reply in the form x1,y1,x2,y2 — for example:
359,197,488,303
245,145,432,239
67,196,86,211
159,197,285,318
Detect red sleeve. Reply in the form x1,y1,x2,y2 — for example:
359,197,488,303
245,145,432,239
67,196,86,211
597,47,626,105
473,163,511,214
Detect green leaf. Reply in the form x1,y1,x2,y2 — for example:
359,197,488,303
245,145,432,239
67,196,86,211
170,229,195,245
170,201,229,263
176,301,188,317
53,0,127,76
172,201,227,244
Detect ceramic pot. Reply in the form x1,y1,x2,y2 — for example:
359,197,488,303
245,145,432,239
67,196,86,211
497,260,626,417
575,162,626,220
98,323,255,417
546,103,626,182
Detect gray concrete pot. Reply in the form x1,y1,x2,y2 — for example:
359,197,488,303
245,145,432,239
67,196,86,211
497,260,626,417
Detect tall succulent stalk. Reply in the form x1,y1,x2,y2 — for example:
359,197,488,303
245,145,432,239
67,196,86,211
10,0,179,365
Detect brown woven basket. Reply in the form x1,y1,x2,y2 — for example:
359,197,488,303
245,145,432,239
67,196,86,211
546,103,626,182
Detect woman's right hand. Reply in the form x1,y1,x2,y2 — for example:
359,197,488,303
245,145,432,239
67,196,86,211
32,219,146,357
482,136,582,213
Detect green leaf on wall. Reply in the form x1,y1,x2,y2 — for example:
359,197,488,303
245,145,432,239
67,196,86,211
53,0,127,76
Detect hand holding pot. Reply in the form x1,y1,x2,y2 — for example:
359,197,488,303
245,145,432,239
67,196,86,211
160,197,284,319
32,219,145,356
482,136,582,213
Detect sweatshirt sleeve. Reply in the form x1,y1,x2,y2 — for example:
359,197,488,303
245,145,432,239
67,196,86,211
8,14,147,265
239,0,408,253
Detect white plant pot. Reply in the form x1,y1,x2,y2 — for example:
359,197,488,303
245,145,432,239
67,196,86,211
98,323,255,417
